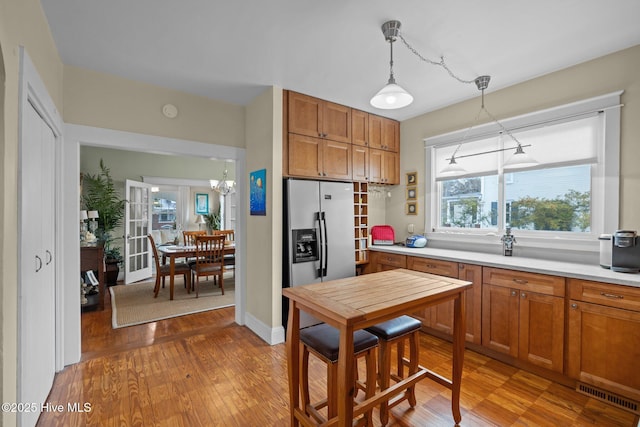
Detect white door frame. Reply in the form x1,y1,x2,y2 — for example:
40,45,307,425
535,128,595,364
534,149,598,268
61,124,246,366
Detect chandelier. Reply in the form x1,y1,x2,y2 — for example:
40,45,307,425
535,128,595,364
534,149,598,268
210,169,235,195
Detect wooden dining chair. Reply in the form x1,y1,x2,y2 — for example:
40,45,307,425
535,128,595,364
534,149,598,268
147,234,191,298
214,229,235,276
183,230,207,246
190,234,226,297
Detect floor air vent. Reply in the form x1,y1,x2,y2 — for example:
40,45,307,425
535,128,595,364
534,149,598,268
576,382,640,415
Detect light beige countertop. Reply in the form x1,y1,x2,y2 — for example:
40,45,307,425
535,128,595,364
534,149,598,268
370,245,640,288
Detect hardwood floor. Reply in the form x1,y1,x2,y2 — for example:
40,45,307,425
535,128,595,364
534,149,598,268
39,287,638,426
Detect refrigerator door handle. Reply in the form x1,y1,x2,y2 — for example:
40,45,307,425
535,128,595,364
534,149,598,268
315,211,325,278
321,214,328,277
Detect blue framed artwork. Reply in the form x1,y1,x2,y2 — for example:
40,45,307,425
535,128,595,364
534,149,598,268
250,169,266,216
195,193,209,215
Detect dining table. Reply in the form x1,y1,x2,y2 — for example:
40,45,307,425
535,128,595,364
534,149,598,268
282,268,473,427
156,242,235,300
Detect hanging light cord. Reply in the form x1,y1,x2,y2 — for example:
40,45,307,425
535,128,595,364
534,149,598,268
398,33,476,85
478,88,525,149
388,37,396,84
397,24,528,161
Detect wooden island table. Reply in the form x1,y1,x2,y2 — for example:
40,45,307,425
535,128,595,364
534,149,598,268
283,268,472,426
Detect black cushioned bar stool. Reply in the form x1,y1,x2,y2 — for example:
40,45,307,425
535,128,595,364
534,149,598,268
365,315,422,426
299,323,379,426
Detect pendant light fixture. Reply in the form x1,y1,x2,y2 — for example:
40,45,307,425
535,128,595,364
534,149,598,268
373,19,537,171
370,20,413,110
473,76,537,169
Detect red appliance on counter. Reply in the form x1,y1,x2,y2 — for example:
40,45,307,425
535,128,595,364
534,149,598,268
371,225,395,245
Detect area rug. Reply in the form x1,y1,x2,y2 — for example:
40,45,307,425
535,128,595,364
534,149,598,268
109,276,235,328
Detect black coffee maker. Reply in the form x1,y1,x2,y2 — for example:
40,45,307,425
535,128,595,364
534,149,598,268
611,230,640,273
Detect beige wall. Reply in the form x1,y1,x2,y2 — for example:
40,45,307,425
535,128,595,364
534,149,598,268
64,65,245,147
388,44,640,237
0,0,64,423
245,86,283,328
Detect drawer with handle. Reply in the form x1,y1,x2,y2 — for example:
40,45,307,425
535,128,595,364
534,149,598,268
568,278,640,311
407,256,458,278
373,252,406,269
483,267,564,297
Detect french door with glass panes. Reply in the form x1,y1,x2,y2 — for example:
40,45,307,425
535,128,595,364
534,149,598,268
125,180,153,283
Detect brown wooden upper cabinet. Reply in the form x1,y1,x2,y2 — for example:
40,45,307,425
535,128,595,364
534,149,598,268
288,134,352,180
351,144,369,182
369,149,399,185
368,113,399,151
288,91,351,143
352,109,399,152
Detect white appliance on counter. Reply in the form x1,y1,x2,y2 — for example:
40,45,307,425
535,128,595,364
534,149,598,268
282,179,355,328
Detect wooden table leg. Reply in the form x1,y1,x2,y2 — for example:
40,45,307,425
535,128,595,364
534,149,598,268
337,324,354,427
169,255,175,300
286,302,300,427
452,291,466,425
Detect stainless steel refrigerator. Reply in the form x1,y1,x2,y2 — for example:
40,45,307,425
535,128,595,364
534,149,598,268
282,179,355,328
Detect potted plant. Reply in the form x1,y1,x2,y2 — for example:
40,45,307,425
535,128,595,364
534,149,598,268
82,159,127,285
203,207,221,234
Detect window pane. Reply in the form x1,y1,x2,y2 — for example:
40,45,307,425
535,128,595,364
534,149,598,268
506,165,591,232
439,175,498,229
152,191,177,230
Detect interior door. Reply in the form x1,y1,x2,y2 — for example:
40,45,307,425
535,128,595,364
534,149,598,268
19,101,56,427
125,179,153,283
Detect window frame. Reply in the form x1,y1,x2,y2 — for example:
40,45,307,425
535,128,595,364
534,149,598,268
424,91,621,253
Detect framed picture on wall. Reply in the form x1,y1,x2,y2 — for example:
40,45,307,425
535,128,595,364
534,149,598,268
195,193,209,215
406,172,417,186
406,187,417,200
406,202,417,215
250,168,267,216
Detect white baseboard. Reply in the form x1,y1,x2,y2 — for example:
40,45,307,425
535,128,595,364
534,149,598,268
244,312,285,345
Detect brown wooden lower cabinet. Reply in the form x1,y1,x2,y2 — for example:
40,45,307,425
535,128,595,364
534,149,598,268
407,257,482,345
482,267,565,373
368,251,640,408
567,278,640,402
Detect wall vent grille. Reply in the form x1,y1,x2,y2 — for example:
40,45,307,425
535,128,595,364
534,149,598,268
576,382,639,415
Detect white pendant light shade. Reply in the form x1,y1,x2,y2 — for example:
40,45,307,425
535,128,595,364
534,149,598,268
371,20,413,110
439,157,467,177
503,145,538,169
370,82,413,109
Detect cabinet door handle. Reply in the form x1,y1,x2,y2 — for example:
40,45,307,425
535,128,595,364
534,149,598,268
35,255,43,273
571,303,578,309
511,290,517,297
46,250,53,265
600,292,624,299
513,278,528,285
521,292,527,298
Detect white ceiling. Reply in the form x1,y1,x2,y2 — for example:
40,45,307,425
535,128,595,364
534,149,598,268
40,0,640,121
